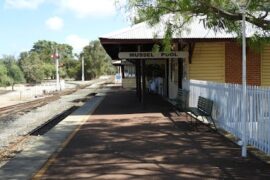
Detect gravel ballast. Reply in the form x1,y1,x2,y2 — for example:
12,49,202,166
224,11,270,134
0,79,109,167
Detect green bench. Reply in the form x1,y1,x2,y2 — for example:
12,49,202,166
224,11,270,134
172,90,217,131
187,96,217,131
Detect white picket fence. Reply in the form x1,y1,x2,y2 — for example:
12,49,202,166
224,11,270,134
183,79,270,155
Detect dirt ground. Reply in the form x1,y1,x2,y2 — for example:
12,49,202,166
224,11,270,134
39,89,270,180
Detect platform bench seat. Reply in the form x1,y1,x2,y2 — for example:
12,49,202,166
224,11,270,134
187,96,217,131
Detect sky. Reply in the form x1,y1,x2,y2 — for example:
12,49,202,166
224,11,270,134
0,0,130,57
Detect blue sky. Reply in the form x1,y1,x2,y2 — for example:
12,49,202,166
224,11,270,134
0,0,129,57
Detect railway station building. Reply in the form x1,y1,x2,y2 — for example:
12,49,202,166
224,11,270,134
100,16,270,155
100,16,269,99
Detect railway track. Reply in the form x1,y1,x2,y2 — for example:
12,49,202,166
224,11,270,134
0,105,85,162
0,79,104,118
0,78,111,164
0,96,60,118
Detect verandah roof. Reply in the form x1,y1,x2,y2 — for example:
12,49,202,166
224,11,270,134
100,15,263,41
99,15,264,59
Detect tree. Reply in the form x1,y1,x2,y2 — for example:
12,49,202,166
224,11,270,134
1,55,25,90
78,40,116,80
31,40,74,63
43,63,55,79
31,40,57,63
0,61,11,87
19,52,45,83
8,63,25,90
61,58,80,79
0,56,25,89
30,40,77,79
122,0,270,46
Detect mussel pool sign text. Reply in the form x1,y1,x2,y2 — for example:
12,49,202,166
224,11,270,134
118,52,188,59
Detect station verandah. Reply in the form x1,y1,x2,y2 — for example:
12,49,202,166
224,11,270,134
100,39,188,104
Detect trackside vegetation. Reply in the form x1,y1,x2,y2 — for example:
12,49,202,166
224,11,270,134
0,40,116,87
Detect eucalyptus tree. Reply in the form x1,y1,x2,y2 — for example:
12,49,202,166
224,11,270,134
0,61,11,87
79,40,115,80
2,56,25,90
19,40,78,80
0,55,25,89
121,0,270,47
19,52,45,83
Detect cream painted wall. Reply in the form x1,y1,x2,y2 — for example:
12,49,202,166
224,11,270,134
189,42,225,83
122,78,136,89
261,45,270,86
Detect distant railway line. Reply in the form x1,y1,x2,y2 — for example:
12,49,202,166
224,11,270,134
0,96,59,118
0,79,107,119
0,78,112,163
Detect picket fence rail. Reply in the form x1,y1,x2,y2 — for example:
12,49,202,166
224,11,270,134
183,79,270,155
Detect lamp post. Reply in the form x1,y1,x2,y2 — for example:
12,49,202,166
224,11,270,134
232,0,251,157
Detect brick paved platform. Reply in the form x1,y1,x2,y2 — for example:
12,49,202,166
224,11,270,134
37,89,270,179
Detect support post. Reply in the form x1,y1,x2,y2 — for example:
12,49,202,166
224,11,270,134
135,61,139,97
137,45,142,102
141,59,146,104
241,10,247,158
178,43,184,89
121,65,125,79
166,59,169,97
178,59,183,89
137,61,142,101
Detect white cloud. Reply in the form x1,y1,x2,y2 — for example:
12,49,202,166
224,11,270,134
58,0,116,18
65,34,89,53
45,16,64,31
5,0,118,18
4,0,45,9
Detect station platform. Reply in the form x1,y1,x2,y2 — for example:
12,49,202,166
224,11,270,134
1,86,270,179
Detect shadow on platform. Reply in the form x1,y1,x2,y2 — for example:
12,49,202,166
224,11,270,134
38,89,270,180
94,90,176,117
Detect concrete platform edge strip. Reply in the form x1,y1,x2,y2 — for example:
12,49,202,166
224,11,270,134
0,94,106,180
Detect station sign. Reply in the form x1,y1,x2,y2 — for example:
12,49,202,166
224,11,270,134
118,51,188,59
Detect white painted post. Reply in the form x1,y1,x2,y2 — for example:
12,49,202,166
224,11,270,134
231,0,251,158
241,10,247,157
